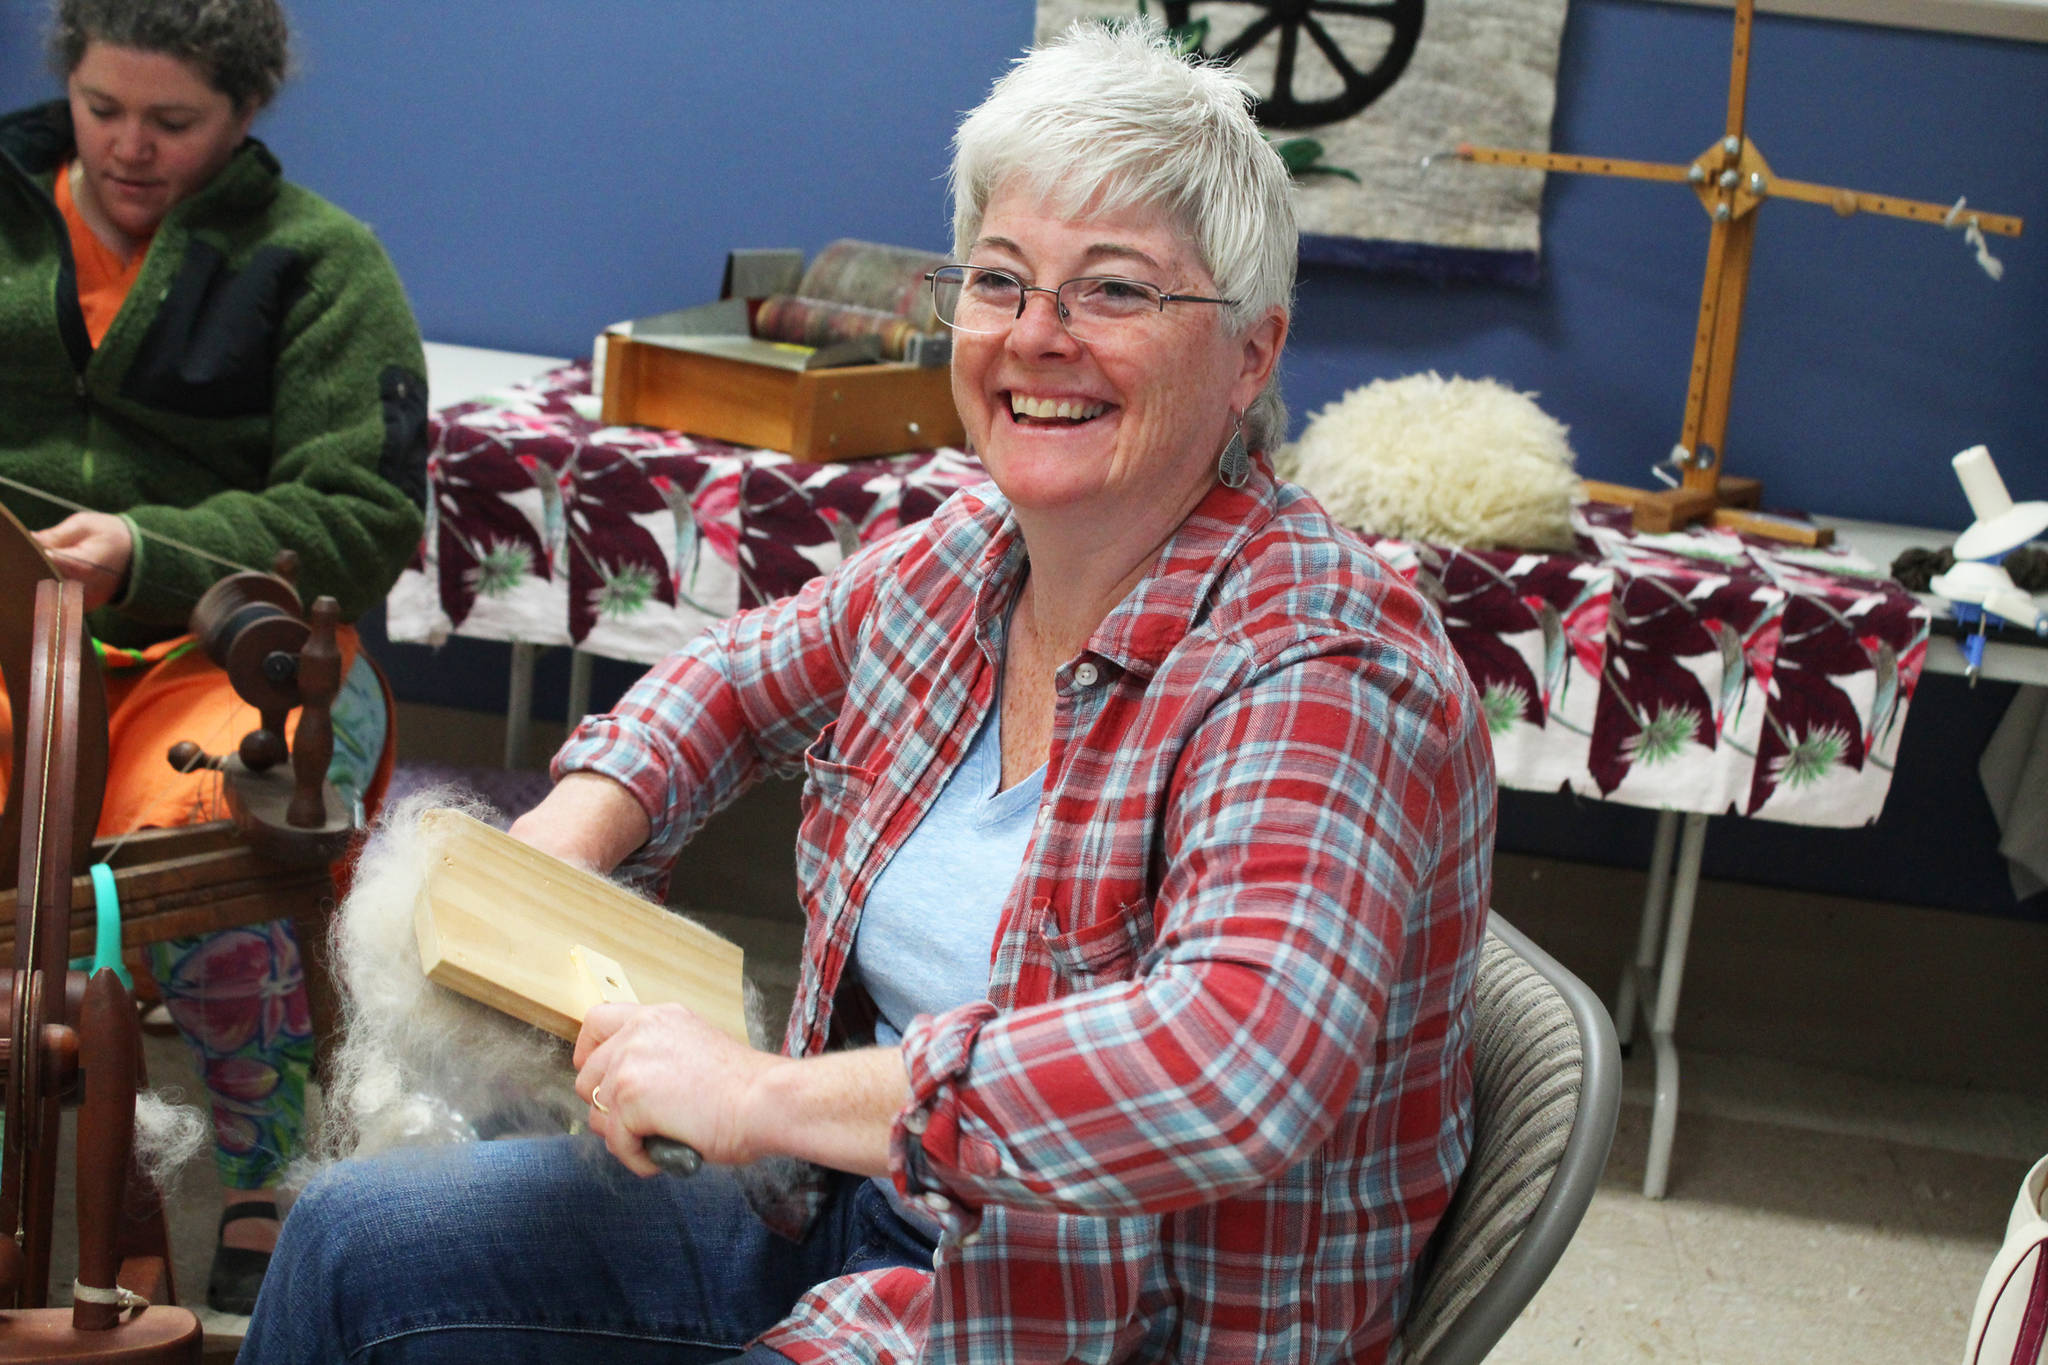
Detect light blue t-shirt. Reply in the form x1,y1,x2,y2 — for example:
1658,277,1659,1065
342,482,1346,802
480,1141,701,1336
854,698,1045,1046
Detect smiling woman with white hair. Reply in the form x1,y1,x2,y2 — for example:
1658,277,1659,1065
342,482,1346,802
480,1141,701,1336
242,19,1494,1365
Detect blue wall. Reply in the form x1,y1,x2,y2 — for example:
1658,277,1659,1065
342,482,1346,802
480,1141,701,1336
8,0,2039,526
5,0,2044,918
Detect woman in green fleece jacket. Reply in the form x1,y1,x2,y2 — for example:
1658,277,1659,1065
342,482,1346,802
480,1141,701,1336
0,0,426,1315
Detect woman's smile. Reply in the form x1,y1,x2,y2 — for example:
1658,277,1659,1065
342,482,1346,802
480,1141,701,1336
1005,392,1115,425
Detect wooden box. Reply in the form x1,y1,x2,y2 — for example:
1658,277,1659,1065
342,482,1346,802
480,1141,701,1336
597,328,964,461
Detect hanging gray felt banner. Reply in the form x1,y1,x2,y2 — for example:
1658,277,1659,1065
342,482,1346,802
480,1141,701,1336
1030,0,1570,285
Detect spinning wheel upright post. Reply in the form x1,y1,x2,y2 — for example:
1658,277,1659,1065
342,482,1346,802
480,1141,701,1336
0,496,363,1357
1454,0,2024,544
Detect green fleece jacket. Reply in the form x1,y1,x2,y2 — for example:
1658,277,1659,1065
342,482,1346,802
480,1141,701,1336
0,100,427,650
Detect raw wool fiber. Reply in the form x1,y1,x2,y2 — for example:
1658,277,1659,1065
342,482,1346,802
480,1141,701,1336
132,1090,209,1194
296,786,771,1182
1280,372,1580,551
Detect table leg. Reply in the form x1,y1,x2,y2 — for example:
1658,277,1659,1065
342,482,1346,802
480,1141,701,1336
1616,809,1681,1050
567,648,594,728
1629,811,1709,1200
505,641,538,769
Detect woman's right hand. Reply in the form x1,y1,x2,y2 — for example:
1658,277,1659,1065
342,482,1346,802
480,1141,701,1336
33,511,134,611
505,771,653,875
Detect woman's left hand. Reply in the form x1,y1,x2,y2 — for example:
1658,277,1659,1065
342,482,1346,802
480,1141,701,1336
33,511,133,610
573,1002,787,1176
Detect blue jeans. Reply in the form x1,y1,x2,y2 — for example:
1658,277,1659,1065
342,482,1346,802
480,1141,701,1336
240,1137,934,1363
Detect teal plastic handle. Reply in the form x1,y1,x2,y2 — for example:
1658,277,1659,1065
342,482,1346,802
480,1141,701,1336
88,863,132,988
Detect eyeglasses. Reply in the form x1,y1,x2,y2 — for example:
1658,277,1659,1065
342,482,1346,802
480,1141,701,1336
925,265,1235,344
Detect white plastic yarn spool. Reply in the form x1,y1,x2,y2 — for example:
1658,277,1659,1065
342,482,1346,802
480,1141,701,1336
1951,446,2048,562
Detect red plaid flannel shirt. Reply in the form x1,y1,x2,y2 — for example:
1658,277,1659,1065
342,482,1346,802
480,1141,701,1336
558,464,1496,1364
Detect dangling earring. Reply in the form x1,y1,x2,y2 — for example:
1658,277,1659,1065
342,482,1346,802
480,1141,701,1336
1217,415,1251,489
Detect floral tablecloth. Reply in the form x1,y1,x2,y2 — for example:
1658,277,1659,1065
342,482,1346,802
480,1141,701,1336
1358,508,1929,826
388,365,1930,828
385,363,984,664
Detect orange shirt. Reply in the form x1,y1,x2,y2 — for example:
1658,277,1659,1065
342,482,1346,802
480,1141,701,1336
54,160,150,346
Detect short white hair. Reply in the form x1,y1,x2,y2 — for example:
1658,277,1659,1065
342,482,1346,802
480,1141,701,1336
950,18,1297,450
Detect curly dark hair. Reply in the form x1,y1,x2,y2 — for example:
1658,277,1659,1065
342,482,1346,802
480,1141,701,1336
47,0,292,109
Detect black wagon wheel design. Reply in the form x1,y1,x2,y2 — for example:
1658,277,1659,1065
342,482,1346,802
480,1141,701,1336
1163,0,1425,130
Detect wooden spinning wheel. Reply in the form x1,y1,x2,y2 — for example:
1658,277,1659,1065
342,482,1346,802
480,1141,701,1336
1455,0,2024,544
0,505,361,1359
0,517,199,1358
1164,0,1424,129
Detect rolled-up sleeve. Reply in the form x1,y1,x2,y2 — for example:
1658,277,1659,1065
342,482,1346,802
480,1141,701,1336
553,523,917,880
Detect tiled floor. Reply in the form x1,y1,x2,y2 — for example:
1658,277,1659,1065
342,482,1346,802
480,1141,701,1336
41,772,2044,1361
1491,1051,2046,1364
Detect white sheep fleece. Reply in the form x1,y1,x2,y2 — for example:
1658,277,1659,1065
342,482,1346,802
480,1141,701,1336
1278,372,1580,552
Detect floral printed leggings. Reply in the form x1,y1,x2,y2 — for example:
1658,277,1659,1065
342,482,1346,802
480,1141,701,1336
95,636,391,1190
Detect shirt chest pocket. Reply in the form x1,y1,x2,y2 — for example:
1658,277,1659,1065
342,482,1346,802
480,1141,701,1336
1037,897,1154,991
795,722,873,899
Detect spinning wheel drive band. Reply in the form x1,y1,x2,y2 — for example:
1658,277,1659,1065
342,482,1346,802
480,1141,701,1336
1164,0,1424,129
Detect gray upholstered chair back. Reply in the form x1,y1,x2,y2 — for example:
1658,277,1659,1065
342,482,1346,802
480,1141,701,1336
1400,912,1622,1365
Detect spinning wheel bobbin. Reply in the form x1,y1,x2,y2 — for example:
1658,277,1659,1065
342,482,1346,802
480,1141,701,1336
170,552,352,865
187,559,308,774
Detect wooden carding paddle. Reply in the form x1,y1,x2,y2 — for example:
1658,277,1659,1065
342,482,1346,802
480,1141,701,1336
412,807,749,1046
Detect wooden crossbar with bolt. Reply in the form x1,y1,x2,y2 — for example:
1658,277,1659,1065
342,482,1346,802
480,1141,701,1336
1455,0,2024,544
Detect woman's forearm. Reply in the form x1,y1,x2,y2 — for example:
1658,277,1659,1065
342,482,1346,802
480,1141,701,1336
742,1044,911,1178
505,771,654,874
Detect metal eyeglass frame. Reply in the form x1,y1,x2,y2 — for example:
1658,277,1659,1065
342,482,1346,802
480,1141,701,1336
924,265,1236,339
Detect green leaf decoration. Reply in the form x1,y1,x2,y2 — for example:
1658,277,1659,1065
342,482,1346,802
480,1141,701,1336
1772,726,1850,788
1482,682,1528,736
593,561,659,620
1275,138,1323,172
473,539,534,598
1274,137,1360,183
1625,705,1697,767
